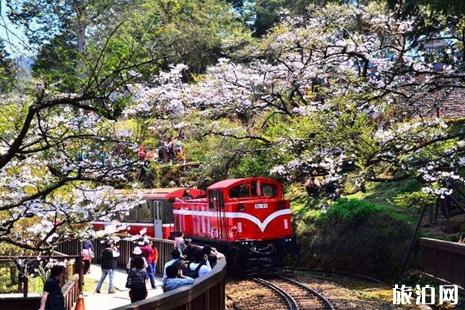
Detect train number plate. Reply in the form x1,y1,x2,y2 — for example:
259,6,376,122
255,203,268,209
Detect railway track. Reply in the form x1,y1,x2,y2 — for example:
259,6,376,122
252,275,336,310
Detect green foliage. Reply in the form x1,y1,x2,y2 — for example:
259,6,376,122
120,0,252,75
33,34,81,91
393,191,435,208
0,41,15,92
348,178,423,208
253,0,314,36
301,198,414,280
320,198,409,224
230,149,272,177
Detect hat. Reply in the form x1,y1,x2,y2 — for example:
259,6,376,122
133,247,142,255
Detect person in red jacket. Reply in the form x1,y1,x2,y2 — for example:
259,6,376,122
151,242,159,277
140,241,156,288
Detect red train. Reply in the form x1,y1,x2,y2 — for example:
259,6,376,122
92,188,205,239
173,177,297,274
92,177,296,273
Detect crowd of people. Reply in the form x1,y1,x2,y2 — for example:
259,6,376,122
137,136,185,164
38,235,221,309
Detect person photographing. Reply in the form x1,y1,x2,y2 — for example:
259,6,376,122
38,265,66,310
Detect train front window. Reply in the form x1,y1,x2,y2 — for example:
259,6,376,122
251,182,259,197
229,184,250,198
261,183,277,198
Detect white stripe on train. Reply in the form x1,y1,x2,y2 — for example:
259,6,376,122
172,209,291,232
91,222,174,227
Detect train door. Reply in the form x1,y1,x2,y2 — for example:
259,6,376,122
209,190,226,240
152,200,163,238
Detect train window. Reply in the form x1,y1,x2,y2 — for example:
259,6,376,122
261,183,277,198
125,207,138,222
229,184,250,198
251,182,259,197
209,190,224,208
137,202,153,223
161,201,174,224
209,191,216,209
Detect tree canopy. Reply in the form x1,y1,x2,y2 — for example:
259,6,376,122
1,0,465,253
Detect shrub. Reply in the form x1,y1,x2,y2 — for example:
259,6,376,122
300,198,414,281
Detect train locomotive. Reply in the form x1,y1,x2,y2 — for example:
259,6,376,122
92,177,297,274
173,177,297,274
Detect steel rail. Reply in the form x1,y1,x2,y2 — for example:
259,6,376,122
278,275,336,310
252,277,299,310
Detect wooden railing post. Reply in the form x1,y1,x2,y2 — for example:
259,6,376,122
75,256,84,291
23,274,28,298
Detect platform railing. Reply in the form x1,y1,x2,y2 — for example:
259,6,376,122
418,237,465,288
58,237,227,310
62,274,80,310
0,255,83,310
112,255,227,310
56,237,175,275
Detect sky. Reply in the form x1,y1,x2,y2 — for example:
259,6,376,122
0,0,32,57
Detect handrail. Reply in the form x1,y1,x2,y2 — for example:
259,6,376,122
418,237,465,288
62,274,79,295
62,274,80,310
0,273,81,310
419,237,465,255
56,237,227,310
0,255,80,260
0,254,83,298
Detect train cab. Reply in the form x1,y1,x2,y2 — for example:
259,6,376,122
207,177,293,241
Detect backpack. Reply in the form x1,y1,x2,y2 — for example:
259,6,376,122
183,262,204,279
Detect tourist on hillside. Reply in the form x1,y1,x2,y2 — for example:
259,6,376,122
137,146,146,161
39,265,66,310
174,138,184,162
150,242,159,276
126,256,148,303
185,251,212,279
167,137,176,161
141,241,156,289
163,249,181,280
95,242,119,293
163,261,194,292
127,247,148,271
81,242,94,275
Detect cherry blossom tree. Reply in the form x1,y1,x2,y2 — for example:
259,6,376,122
133,2,465,199
0,24,156,252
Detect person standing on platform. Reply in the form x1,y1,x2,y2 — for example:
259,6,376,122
127,256,148,303
81,242,94,274
95,242,119,293
39,265,66,310
151,242,159,277
174,232,186,256
141,241,156,289
127,247,148,271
